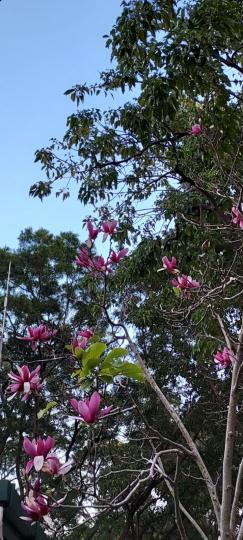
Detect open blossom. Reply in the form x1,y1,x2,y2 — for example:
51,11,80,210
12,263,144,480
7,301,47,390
214,347,234,368
75,248,109,274
171,275,201,290
21,491,64,524
23,436,72,476
232,207,243,229
17,325,57,352
191,124,202,136
7,365,43,401
109,248,129,264
102,220,117,242
159,256,179,273
70,391,112,424
21,491,51,523
75,247,92,269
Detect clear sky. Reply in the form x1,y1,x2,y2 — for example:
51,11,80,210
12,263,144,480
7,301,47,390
0,0,123,248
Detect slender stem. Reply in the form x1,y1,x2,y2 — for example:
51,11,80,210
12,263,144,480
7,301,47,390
230,458,243,532
220,314,243,539
122,325,221,525
173,455,188,540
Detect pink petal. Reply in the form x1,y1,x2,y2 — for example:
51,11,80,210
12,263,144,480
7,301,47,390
25,460,34,475
88,391,101,418
78,402,93,423
44,436,55,454
23,438,37,457
70,399,80,414
34,455,44,472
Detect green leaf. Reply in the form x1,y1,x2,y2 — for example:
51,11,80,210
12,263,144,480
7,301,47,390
83,342,107,362
37,401,57,420
117,362,144,382
102,347,128,367
100,362,144,382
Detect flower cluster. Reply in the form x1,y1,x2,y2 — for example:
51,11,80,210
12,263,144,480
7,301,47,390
20,390,111,523
75,220,128,275
159,255,201,295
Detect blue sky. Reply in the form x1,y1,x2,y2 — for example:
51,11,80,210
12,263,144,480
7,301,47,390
0,0,123,248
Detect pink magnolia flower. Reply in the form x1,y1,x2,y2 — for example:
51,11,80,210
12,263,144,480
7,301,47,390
21,491,65,524
191,124,202,136
75,247,93,269
17,325,57,352
232,207,243,229
92,255,108,273
7,365,43,401
23,436,72,476
21,491,51,523
23,436,55,473
102,220,117,242
72,328,93,350
80,329,93,339
70,391,112,424
171,275,201,291
109,248,129,264
75,249,109,275
214,347,234,368
160,256,179,273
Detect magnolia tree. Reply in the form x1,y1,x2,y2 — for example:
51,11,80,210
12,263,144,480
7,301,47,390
3,0,243,538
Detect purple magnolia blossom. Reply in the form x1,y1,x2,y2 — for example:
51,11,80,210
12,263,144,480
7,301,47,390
191,124,202,136
214,347,234,368
23,436,72,476
17,325,57,351
21,491,51,523
109,248,129,264
70,391,112,424
232,207,243,229
75,247,92,269
21,491,64,524
171,275,201,291
160,256,179,273
102,220,117,242
75,248,109,274
7,365,43,401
